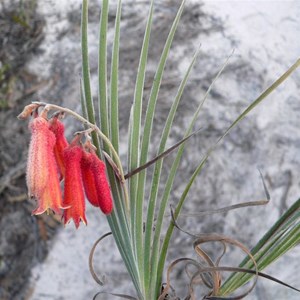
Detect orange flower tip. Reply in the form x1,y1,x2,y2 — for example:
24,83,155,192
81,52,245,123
31,205,68,216
63,218,72,228
62,204,72,210
73,217,87,229
31,206,53,216
80,216,88,226
31,206,47,216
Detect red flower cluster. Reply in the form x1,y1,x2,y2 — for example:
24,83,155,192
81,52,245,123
25,110,113,228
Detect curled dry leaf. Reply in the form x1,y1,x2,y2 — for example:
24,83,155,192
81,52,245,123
158,208,259,299
89,232,112,286
161,206,300,299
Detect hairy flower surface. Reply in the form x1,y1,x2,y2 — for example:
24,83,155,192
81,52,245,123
63,139,87,228
91,152,113,215
26,116,53,199
49,116,69,179
27,115,66,215
81,150,100,207
32,147,66,215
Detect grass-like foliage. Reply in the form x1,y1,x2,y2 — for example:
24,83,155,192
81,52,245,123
79,0,300,299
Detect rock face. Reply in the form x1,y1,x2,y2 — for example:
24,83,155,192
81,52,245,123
0,0,299,299
0,1,47,299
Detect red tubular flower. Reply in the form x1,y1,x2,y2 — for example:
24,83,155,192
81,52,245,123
80,140,113,214
27,115,66,215
90,152,113,215
49,116,69,180
32,147,66,215
63,137,87,228
26,116,53,199
81,150,100,207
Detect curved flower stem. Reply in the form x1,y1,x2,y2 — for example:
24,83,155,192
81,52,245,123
74,127,95,137
32,101,130,212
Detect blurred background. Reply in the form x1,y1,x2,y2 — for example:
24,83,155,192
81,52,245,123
0,0,299,299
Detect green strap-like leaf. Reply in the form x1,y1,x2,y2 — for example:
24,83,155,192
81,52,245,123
110,0,122,153
152,54,231,298
128,0,154,281
161,58,300,297
133,2,189,291
98,0,110,146
220,197,300,295
144,46,199,297
106,213,143,298
80,78,88,121
82,0,142,296
81,0,101,154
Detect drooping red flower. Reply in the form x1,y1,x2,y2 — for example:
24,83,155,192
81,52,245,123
63,137,87,228
27,115,66,215
32,147,67,215
90,152,113,215
81,150,100,207
27,116,51,199
49,115,69,180
80,140,113,215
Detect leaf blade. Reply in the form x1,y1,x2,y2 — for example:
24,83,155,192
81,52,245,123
110,0,122,153
81,0,101,154
161,58,300,297
98,0,110,144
